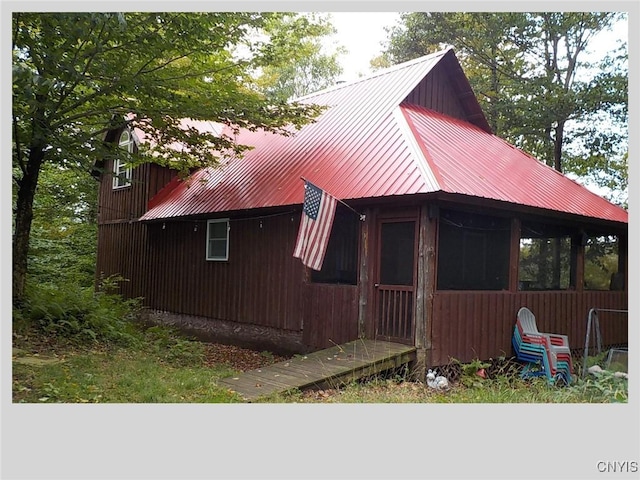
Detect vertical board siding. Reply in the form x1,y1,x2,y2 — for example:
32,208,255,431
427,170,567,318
97,161,146,223
95,222,148,300
98,212,305,334
98,162,177,223
404,64,468,123
302,284,359,349
430,291,628,365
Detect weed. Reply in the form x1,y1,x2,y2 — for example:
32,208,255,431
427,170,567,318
566,370,628,403
143,325,205,367
260,351,275,362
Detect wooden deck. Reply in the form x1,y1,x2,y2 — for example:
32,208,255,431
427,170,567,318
218,339,417,402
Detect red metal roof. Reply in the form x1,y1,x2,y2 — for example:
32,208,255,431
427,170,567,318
141,49,627,226
401,104,628,223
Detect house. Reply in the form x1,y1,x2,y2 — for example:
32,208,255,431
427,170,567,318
95,48,628,371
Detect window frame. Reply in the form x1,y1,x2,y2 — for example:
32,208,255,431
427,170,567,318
206,218,230,261
113,130,133,189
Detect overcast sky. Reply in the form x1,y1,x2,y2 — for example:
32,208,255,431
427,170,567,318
326,11,628,82
325,12,401,81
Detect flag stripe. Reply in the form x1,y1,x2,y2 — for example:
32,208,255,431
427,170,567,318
293,181,337,270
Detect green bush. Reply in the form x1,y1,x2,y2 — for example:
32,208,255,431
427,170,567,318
19,276,142,346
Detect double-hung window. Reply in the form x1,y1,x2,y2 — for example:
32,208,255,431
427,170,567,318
206,219,230,261
113,130,133,189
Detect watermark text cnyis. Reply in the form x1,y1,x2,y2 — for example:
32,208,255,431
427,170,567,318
596,461,638,473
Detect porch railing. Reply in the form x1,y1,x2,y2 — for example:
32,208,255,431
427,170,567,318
376,285,414,343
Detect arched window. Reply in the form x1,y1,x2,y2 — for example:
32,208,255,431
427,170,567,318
113,130,133,188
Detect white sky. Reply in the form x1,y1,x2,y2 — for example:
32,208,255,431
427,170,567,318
326,11,628,82
325,12,401,81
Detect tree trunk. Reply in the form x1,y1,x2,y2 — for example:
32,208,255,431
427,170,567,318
13,145,46,305
554,121,564,173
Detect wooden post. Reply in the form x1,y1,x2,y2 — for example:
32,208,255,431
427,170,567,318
509,218,521,292
357,208,371,339
412,204,438,380
413,205,429,380
618,233,628,292
424,207,437,369
571,234,585,291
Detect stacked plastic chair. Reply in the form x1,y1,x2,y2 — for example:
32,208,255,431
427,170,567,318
512,307,573,385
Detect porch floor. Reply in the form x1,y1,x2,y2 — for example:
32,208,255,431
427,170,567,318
217,339,417,402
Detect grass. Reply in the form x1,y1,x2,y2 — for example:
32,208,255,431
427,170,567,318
13,328,245,403
13,323,628,404
258,364,629,403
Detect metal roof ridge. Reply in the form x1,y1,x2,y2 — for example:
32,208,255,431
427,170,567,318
394,105,442,192
294,49,451,101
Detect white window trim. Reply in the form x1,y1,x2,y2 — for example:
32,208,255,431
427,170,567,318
206,219,230,261
113,130,133,189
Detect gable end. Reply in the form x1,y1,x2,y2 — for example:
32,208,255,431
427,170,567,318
404,49,491,133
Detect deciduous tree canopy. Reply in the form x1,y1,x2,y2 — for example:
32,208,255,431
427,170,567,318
12,12,330,303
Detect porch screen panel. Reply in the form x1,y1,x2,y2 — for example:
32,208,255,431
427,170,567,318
437,209,510,290
519,221,574,291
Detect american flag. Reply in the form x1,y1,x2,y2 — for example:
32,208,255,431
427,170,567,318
293,181,337,271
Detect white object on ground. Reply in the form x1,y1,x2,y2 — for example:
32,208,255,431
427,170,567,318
426,369,450,390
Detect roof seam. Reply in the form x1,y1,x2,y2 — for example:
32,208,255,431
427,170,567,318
395,105,442,192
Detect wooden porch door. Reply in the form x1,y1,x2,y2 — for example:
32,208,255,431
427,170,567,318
374,219,417,345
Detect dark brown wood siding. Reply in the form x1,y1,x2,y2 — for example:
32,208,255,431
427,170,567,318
430,291,628,365
141,213,305,331
97,208,359,349
97,161,176,224
95,221,149,300
404,64,468,122
302,284,359,349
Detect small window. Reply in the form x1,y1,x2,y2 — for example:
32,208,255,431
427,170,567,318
113,130,133,189
206,219,229,261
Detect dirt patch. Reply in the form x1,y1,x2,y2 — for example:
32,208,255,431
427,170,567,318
13,356,65,366
13,348,65,366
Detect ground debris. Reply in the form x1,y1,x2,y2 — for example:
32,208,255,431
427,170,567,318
202,343,289,372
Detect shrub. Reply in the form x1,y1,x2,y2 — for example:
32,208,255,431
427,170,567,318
18,276,142,346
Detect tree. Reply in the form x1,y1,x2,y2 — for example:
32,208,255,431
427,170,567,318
382,12,628,198
12,12,327,304
253,13,345,100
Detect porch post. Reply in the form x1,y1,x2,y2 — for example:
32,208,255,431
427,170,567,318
571,234,585,291
413,204,436,380
357,208,372,339
618,233,628,292
509,218,521,292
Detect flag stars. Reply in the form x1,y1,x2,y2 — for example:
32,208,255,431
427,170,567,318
303,183,322,220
